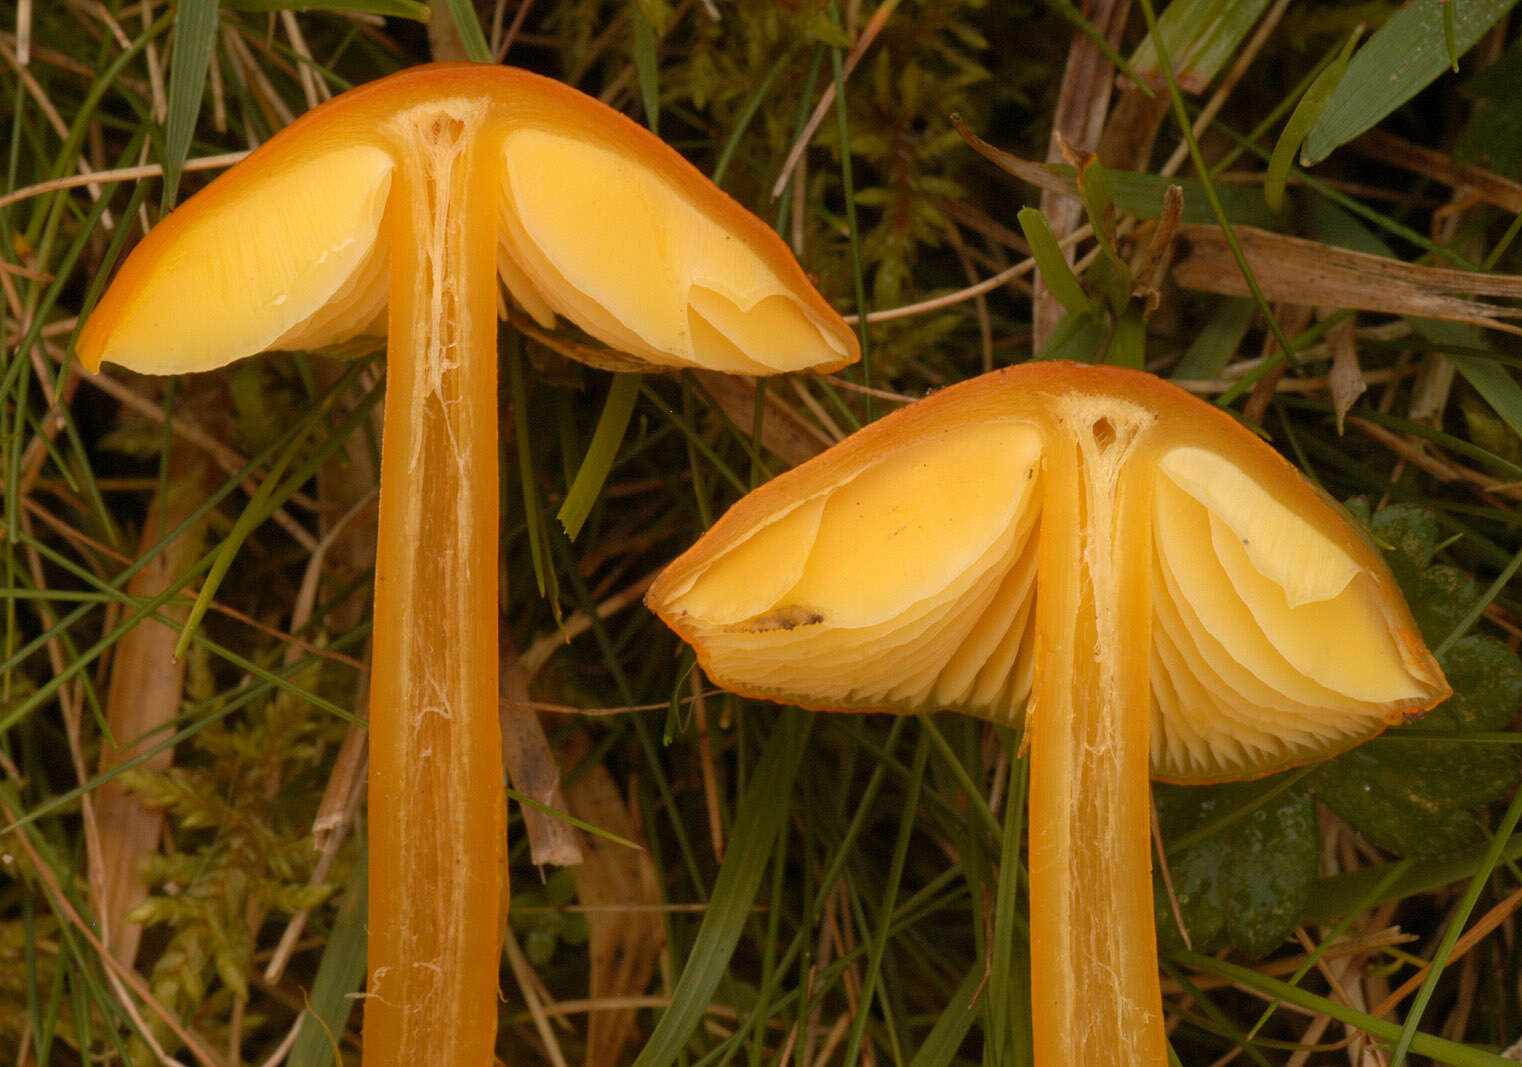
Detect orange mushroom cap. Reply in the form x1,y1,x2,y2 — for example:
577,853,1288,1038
648,361,1449,786
77,62,859,379
648,360,1451,1066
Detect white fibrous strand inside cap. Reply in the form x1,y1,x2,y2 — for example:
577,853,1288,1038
99,147,394,374
496,129,851,373
660,420,1043,719
1149,445,1440,781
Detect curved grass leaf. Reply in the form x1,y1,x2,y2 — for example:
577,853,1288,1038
1303,828,1522,924
558,372,642,541
633,6,661,134
1264,27,1360,212
1389,781,1522,1066
907,962,985,1067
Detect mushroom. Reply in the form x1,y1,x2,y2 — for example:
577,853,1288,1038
645,361,1448,1066
78,62,858,1064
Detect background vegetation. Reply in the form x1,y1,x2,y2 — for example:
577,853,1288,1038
3,0,1522,1063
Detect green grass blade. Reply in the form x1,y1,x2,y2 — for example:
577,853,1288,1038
1016,207,1091,316
289,856,369,1067
987,740,1032,1067
842,729,930,1066
1172,952,1517,1066
1129,0,1274,91
633,7,661,134
1169,297,1255,380
632,710,814,1067
161,0,219,209
1389,780,1522,1066
1304,832,1522,924
1132,0,1296,364
445,0,493,61
558,372,642,541
1446,348,1522,443
712,47,797,186
827,0,872,420
909,961,985,1067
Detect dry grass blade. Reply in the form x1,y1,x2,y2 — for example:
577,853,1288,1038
1347,416,1522,501
563,738,664,1067
1172,224,1522,335
1035,0,1130,348
91,450,210,967
768,0,900,200
520,571,658,680
695,370,831,469
501,629,582,867
1355,129,1522,213
1327,313,1367,434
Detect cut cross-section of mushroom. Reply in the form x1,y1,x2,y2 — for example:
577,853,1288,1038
646,361,1448,1067
78,61,859,1067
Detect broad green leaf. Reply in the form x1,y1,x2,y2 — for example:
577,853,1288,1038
1154,776,1318,958
1311,635,1522,856
1129,0,1275,92
1303,0,1522,165
1426,636,1522,735
1305,506,1521,856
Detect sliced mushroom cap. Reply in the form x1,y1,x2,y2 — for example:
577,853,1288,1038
649,361,1451,1067
78,63,858,378
649,362,1446,781
75,62,860,1067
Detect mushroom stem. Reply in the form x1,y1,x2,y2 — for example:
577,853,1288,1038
1028,402,1166,1066
364,103,505,1063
